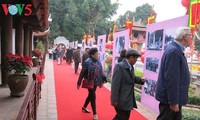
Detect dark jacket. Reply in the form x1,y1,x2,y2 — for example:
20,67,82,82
66,49,73,59
118,56,125,63
82,53,90,67
77,57,105,87
111,59,144,111
73,49,81,62
155,41,190,106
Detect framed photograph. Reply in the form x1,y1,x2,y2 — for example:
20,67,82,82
115,36,125,54
147,29,163,50
146,57,159,73
164,27,177,49
144,79,157,97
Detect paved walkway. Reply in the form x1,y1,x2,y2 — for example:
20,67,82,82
37,56,158,120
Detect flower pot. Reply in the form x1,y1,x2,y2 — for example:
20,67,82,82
7,74,29,97
32,58,40,67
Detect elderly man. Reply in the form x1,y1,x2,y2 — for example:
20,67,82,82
111,49,145,120
155,27,191,120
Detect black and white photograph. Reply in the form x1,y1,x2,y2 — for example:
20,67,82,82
82,41,85,49
115,36,125,54
99,39,103,46
164,27,177,49
147,29,163,50
99,45,102,52
144,79,157,97
114,57,119,66
146,57,159,73
99,53,105,62
99,39,103,52
88,39,93,47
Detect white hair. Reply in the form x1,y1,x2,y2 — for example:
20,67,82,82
174,27,191,41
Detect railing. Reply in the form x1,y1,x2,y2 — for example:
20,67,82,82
16,54,46,120
16,68,42,120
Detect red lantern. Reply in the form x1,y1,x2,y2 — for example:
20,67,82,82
181,0,189,8
105,42,113,50
141,55,145,63
140,49,145,56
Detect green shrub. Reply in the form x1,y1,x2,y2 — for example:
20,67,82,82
36,41,44,55
135,92,141,102
135,84,142,89
188,86,195,95
134,70,143,77
106,77,111,83
188,96,200,105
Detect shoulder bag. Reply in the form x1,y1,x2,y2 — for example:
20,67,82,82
81,79,94,89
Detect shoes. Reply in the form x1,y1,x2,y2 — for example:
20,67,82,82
93,114,98,120
82,107,90,113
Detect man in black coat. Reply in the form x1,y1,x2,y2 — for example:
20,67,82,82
81,48,90,67
111,49,145,120
73,47,81,74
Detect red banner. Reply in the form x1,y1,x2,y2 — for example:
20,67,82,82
188,0,200,29
125,19,133,39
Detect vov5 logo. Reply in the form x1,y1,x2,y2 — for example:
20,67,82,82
1,4,32,16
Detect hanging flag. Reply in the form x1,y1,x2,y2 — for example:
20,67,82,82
113,20,117,34
125,16,133,39
147,10,157,25
107,28,112,42
188,0,200,31
83,32,88,45
91,29,96,43
111,21,117,42
147,15,156,24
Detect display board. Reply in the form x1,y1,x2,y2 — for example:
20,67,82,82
112,29,130,76
141,15,189,112
97,34,106,70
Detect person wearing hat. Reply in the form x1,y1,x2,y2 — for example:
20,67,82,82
155,27,191,120
77,47,106,120
111,49,145,120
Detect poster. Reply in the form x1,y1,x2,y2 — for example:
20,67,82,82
97,34,106,70
81,40,86,50
112,29,130,77
88,38,94,48
74,41,78,48
141,15,189,113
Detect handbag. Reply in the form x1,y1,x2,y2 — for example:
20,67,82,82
81,79,94,89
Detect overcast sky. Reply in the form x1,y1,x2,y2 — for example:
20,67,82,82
111,0,187,22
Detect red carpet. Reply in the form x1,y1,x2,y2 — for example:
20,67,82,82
53,61,147,120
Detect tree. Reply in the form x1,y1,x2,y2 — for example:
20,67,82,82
133,3,154,25
117,3,154,28
48,0,119,42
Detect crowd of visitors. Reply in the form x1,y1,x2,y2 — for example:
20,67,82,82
48,26,190,120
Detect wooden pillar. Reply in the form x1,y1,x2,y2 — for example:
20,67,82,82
24,25,30,56
15,17,23,56
29,30,33,57
1,15,13,86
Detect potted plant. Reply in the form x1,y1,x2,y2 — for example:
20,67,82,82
32,49,42,67
5,53,32,97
